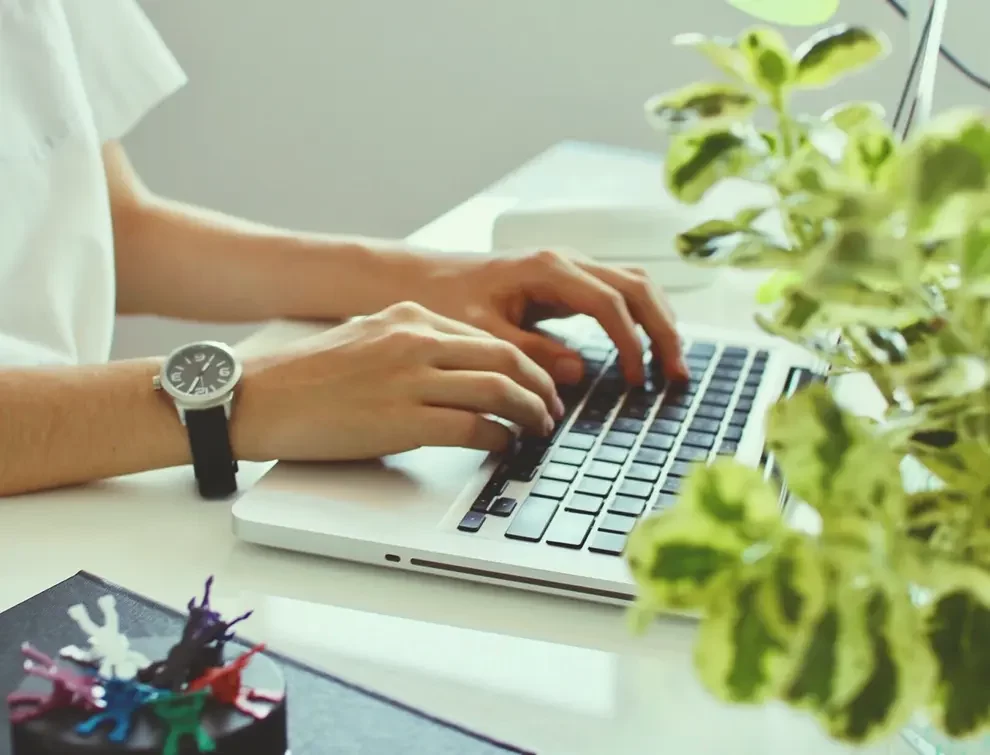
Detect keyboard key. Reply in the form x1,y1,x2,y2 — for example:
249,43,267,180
722,346,749,359
668,460,693,477
641,433,675,451
609,495,646,517
715,366,743,382
735,398,754,413
566,493,605,515
560,433,595,451
541,463,578,483
571,419,605,435
595,445,628,464
683,431,716,449
625,463,662,482
604,431,638,449
753,349,769,364
545,511,595,549
707,378,737,395
702,392,732,408
729,409,748,427
719,441,739,456
688,342,717,358
586,461,623,480
599,513,637,535
505,497,559,541
470,497,490,513
690,417,721,434
579,404,611,422
686,355,712,372
618,403,652,420
458,511,486,532
695,404,726,421
553,448,587,466
650,419,682,436
489,497,517,517
666,392,695,408
739,385,758,400
653,492,679,510
723,425,743,442
676,445,708,463
745,372,763,388
578,477,612,497
657,405,689,421
532,479,570,499
635,448,669,466
618,479,654,499
718,355,747,369
588,530,627,556
660,477,683,494
611,417,645,434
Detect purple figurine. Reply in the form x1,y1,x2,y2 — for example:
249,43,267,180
138,576,252,691
6,643,106,724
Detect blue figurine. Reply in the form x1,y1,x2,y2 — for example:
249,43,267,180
76,677,161,743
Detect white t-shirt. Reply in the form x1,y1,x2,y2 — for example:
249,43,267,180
0,0,186,366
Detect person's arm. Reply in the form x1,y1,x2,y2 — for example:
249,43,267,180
106,142,418,323
0,360,194,496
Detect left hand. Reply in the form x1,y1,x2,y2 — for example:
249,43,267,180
405,249,688,386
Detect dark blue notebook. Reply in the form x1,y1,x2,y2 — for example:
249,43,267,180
0,571,534,755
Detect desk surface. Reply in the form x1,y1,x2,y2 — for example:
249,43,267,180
0,142,909,755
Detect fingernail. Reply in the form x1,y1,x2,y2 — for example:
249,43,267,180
553,356,584,385
552,395,565,420
543,416,556,436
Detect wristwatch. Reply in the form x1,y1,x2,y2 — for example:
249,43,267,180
153,340,243,500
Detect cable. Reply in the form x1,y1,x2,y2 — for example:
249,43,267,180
891,0,934,136
883,0,990,92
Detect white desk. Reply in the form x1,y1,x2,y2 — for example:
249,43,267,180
0,142,910,755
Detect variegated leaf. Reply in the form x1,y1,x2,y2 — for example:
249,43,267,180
925,588,990,737
676,220,793,269
645,82,756,131
904,489,971,547
757,534,829,640
738,27,795,94
820,580,934,743
665,124,765,204
841,118,897,188
728,0,839,27
794,26,890,89
822,101,887,133
626,511,744,614
695,566,796,703
765,384,904,518
756,270,803,305
774,141,849,195
678,458,783,532
910,433,990,492
886,355,990,404
673,33,755,86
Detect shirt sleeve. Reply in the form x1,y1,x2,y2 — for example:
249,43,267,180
58,0,188,141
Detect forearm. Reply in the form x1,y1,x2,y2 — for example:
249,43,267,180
0,360,191,496
113,198,428,322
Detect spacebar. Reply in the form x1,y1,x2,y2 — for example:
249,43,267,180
505,496,558,542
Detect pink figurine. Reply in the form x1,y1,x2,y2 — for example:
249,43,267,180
6,643,106,724
187,643,282,719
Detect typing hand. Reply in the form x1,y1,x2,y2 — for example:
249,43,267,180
231,302,562,462
404,249,689,385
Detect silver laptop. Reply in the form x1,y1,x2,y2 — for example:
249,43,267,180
231,4,946,605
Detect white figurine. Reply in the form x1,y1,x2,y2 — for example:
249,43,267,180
59,595,151,680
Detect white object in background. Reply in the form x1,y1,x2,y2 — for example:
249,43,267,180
491,203,720,292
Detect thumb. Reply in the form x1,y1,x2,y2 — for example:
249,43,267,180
498,326,585,386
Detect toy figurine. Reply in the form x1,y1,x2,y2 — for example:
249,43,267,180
75,678,161,743
60,595,151,680
6,643,106,724
187,643,283,719
139,578,252,691
148,689,216,755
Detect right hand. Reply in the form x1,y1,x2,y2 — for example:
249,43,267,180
232,302,564,462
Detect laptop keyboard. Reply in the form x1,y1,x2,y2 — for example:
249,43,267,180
457,328,771,557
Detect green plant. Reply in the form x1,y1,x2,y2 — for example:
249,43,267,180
629,23,990,746
727,0,840,26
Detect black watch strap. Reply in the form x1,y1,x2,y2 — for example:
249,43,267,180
185,405,239,500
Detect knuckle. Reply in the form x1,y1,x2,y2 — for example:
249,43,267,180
597,288,625,311
485,373,518,403
626,265,650,279
531,248,564,270
385,301,427,321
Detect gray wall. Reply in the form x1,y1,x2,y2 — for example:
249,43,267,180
114,0,986,358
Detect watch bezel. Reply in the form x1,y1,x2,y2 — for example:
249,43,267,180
158,340,243,408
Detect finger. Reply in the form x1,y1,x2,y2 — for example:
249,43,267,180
420,369,553,435
414,408,514,452
490,324,586,386
580,264,688,380
520,252,645,384
380,301,493,340
429,335,563,419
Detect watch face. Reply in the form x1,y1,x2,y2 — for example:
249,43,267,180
163,343,238,399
